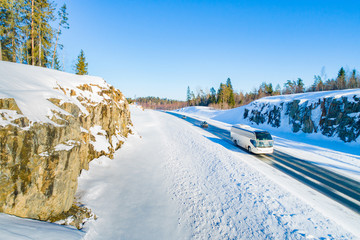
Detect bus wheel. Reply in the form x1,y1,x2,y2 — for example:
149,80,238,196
248,146,251,153
234,140,237,146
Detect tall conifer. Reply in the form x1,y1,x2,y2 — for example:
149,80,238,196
0,0,25,62
75,49,88,75
52,3,68,68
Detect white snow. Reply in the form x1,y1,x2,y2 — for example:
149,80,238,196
0,213,84,240
254,89,360,105
54,140,79,152
0,109,24,127
0,61,117,125
89,125,111,153
1,105,359,239
1,61,359,238
76,107,358,239
176,98,360,182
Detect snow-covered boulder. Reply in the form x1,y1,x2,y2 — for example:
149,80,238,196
0,61,131,226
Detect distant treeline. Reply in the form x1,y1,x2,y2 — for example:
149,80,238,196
127,97,187,110
131,67,360,110
187,67,360,109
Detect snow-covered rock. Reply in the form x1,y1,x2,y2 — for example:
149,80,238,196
178,89,360,142
0,61,132,227
243,90,360,142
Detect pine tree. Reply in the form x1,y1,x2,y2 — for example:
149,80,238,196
284,80,296,94
52,51,61,70
228,90,235,107
265,83,273,95
295,78,304,93
312,75,324,92
274,84,281,95
52,3,68,69
186,86,191,105
209,87,216,104
36,0,55,66
75,49,88,75
348,69,357,89
21,0,55,66
226,78,235,107
226,77,233,90
336,67,346,89
0,0,25,62
217,83,226,104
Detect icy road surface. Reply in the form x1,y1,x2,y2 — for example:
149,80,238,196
79,107,358,239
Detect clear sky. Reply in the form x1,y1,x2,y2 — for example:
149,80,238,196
55,0,360,100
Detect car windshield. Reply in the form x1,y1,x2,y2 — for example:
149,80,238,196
255,131,272,140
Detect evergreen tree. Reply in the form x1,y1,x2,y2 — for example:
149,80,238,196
75,49,88,75
348,69,357,89
186,86,191,105
217,83,226,104
36,0,55,66
21,0,55,66
52,51,61,70
274,84,281,95
283,80,296,94
336,67,346,89
312,75,324,92
209,87,216,104
226,77,233,90
0,0,25,62
190,90,195,106
0,0,69,68
295,78,304,93
226,78,235,107
265,83,273,95
228,90,235,107
52,3,68,68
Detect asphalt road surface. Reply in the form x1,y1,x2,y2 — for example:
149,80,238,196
167,112,360,214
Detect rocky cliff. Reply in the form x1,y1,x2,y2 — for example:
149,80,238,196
241,90,360,142
0,62,131,226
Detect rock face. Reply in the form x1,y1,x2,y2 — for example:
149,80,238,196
0,62,131,221
242,92,360,142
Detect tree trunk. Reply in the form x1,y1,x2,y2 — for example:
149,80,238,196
0,40,2,61
39,23,41,66
31,0,35,65
12,37,16,62
52,24,60,69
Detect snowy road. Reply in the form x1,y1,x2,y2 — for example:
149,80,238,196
168,112,360,214
3,106,359,239
79,107,358,239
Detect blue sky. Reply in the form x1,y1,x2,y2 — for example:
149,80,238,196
55,0,360,100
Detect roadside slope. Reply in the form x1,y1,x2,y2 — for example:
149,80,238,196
79,107,357,239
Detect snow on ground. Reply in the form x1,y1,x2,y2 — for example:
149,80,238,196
0,61,122,125
176,106,360,182
1,105,359,239
78,106,357,239
0,213,84,240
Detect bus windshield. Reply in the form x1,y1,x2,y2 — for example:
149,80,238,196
255,132,272,140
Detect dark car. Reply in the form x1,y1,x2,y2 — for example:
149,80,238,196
182,115,186,119
200,121,208,128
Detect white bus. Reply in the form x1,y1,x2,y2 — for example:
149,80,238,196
230,124,274,154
